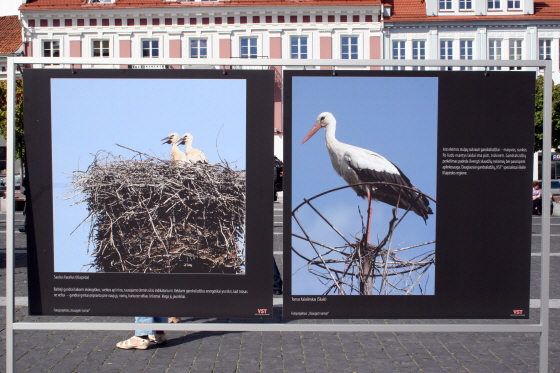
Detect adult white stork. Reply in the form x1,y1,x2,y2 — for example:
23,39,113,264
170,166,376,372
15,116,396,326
161,133,188,163
301,112,433,235
179,133,209,164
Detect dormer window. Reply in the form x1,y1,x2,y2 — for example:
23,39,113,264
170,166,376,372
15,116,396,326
508,0,521,8
90,0,115,3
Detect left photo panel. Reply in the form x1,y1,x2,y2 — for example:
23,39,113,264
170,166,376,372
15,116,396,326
24,69,275,317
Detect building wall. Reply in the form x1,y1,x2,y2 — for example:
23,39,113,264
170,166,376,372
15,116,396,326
20,7,383,133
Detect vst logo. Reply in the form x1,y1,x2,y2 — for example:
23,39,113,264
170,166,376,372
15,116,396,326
257,309,268,314
513,310,524,315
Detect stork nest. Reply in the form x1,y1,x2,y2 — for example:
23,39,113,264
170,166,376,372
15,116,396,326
68,151,246,274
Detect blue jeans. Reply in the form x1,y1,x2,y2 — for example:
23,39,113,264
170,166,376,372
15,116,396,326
135,316,168,336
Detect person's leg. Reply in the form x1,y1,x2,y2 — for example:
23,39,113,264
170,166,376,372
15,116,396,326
150,317,168,344
135,316,155,336
273,259,282,294
117,317,167,349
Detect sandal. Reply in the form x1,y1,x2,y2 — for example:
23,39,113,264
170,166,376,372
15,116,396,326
168,317,181,323
149,333,167,344
116,336,154,350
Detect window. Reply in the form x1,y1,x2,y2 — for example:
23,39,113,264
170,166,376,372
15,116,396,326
460,40,473,70
509,39,522,69
539,39,552,60
412,40,425,70
440,40,453,70
341,36,358,59
459,0,473,9
240,37,257,58
488,0,500,9
142,40,159,58
90,0,114,3
291,36,308,59
92,40,109,57
508,0,520,8
440,0,452,10
489,39,502,70
190,39,207,58
393,40,405,70
43,41,60,57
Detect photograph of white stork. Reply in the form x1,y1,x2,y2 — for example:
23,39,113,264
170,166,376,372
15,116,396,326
291,75,438,296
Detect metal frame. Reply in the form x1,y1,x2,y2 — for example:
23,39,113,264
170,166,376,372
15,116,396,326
5,57,552,373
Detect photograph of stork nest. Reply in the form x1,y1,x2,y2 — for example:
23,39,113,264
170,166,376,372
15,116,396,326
292,183,435,296
68,151,245,274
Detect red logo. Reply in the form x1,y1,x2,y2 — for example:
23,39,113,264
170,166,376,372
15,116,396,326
257,309,268,314
513,310,524,315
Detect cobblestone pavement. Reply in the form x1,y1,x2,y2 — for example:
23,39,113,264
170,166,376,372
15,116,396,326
0,199,559,372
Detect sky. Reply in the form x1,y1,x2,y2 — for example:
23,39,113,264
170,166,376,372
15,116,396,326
51,78,246,272
291,76,438,296
0,0,20,16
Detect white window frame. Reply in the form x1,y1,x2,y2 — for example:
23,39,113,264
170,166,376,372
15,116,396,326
141,39,160,58
439,0,453,10
189,38,208,58
460,40,473,71
489,39,502,70
341,35,359,59
290,36,308,59
92,39,110,58
488,0,501,10
509,39,522,70
459,0,473,10
392,40,406,70
412,40,425,71
539,39,552,61
440,40,453,70
240,36,258,58
42,40,61,58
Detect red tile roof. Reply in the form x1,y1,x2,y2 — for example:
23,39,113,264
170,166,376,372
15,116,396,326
385,0,560,21
21,0,382,10
0,16,22,55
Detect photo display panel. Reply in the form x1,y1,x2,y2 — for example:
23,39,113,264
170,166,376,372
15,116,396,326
284,70,535,319
24,68,275,317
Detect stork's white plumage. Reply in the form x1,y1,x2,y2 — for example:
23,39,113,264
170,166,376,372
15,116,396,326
301,112,433,224
179,133,209,164
161,133,188,163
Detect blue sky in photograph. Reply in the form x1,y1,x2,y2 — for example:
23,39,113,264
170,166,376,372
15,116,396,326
51,78,246,272
291,76,438,295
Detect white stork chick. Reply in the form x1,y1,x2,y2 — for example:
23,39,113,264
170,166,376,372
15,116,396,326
161,133,188,163
302,112,433,224
179,133,209,164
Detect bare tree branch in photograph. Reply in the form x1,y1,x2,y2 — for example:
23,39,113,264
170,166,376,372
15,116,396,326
292,182,436,295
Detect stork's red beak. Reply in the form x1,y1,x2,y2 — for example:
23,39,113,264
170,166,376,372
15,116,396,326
301,122,322,145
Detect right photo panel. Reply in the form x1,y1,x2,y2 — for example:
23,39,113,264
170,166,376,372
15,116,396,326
284,70,535,319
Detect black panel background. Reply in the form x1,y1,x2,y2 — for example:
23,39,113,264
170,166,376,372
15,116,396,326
283,70,535,319
24,68,275,318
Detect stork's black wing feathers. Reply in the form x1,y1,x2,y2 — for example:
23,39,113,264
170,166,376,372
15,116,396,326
347,161,433,222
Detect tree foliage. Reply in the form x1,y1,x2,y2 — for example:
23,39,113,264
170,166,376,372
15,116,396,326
0,79,25,164
534,75,560,152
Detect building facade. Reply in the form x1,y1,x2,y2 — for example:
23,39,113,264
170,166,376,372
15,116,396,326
384,0,560,81
15,0,560,159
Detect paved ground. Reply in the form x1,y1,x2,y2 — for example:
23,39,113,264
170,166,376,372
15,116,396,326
0,197,559,372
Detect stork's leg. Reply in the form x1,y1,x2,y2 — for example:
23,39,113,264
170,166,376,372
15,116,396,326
366,188,373,243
